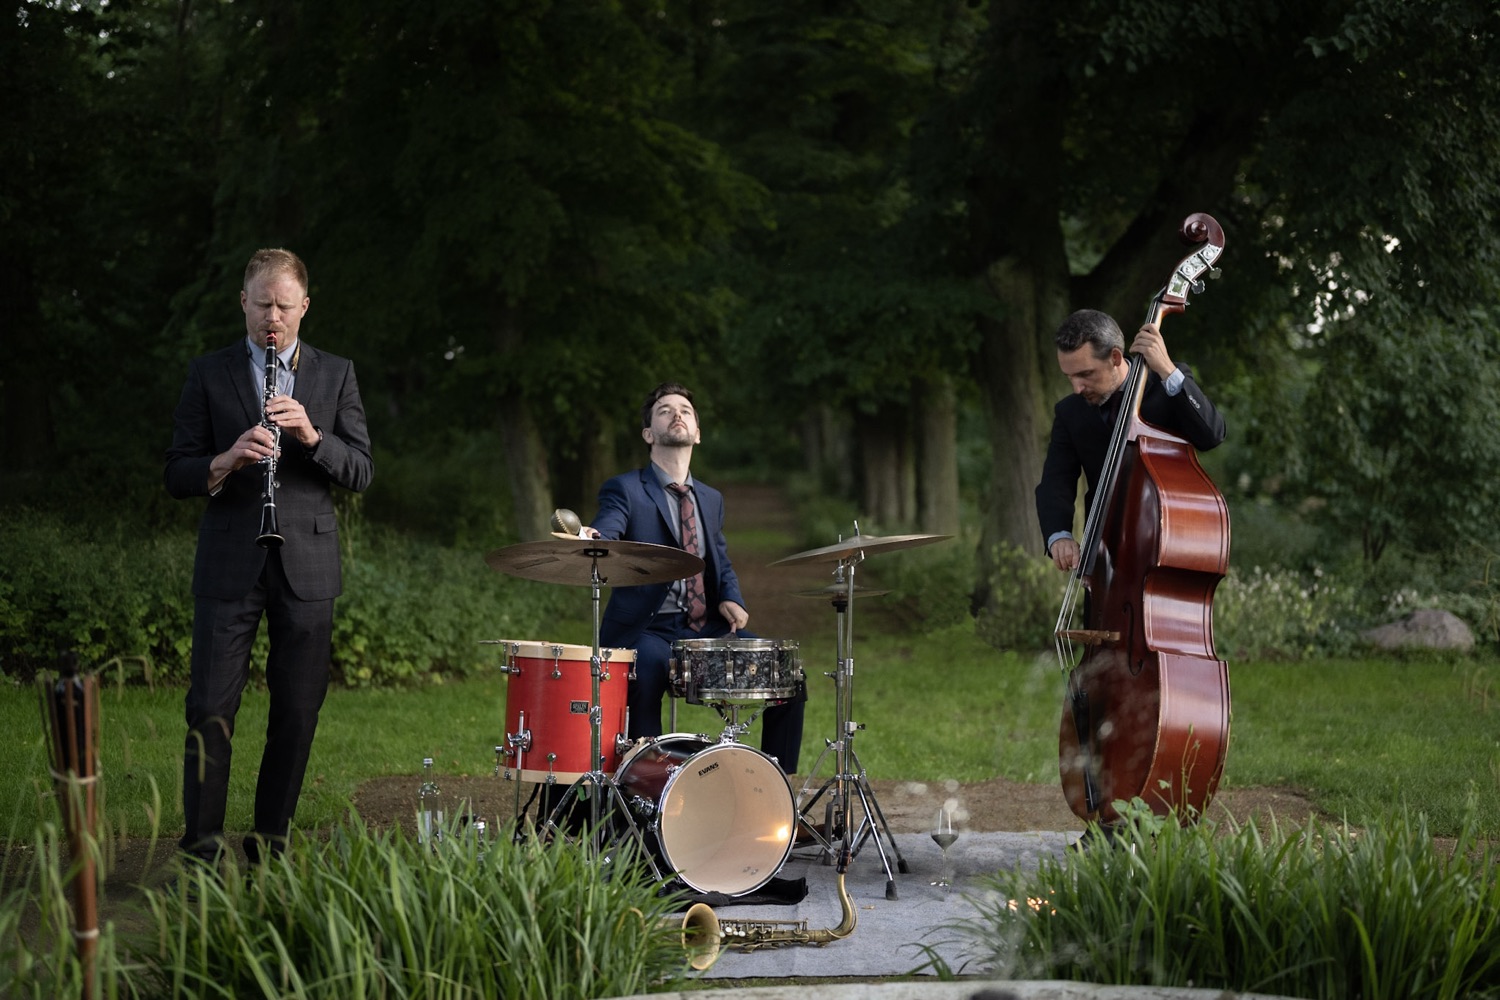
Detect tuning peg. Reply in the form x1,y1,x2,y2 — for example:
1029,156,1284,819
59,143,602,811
1190,279,1206,294
1208,267,1222,280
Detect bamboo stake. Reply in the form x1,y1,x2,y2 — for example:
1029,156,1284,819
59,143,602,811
38,652,101,1000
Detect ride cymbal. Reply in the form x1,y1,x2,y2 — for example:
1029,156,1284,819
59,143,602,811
484,537,703,586
770,532,951,567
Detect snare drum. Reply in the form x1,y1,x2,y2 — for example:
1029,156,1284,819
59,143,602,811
613,733,795,895
669,637,804,704
499,640,633,783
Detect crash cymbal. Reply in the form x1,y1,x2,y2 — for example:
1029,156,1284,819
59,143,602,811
770,532,951,567
484,537,703,586
792,583,890,599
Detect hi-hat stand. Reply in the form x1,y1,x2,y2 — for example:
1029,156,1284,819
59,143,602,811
772,526,949,900
792,551,908,899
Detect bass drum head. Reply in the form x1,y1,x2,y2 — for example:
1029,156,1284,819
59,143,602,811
640,737,795,896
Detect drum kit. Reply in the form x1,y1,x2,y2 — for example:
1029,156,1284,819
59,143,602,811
482,521,948,902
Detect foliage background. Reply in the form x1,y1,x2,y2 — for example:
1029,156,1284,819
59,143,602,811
5,0,1500,682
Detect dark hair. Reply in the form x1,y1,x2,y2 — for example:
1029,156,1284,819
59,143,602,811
244,248,309,294
640,381,695,428
1054,309,1124,360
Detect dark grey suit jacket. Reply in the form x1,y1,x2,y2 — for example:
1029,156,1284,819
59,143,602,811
165,341,373,602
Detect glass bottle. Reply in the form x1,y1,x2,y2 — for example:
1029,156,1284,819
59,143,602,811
418,756,444,846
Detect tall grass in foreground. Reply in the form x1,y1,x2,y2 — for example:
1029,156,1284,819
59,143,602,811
4,812,700,999
1,819,131,1000
958,802,1500,999
135,815,694,999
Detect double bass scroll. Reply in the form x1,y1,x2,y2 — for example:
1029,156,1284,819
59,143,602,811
1054,213,1232,827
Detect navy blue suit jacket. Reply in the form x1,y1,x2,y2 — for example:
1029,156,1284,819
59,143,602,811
590,467,744,647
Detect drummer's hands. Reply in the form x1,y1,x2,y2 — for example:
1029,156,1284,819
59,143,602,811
582,526,601,539
1129,322,1176,379
720,600,749,633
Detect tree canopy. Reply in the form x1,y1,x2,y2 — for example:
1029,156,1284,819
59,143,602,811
6,0,1500,601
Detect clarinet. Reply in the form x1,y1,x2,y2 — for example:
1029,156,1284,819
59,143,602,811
255,332,286,548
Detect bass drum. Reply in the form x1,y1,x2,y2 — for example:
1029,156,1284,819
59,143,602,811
613,734,795,896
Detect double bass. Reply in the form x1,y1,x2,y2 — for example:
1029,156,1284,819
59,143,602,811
1055,213,1231,826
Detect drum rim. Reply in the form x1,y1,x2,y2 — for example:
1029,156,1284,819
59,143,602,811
693,686,803,701
672,637,787,651
505,640,637,661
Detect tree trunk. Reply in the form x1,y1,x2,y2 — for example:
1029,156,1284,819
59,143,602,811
858,404,915,531
494,305,554,541
801,403,855,498
916,375,960,536
971,258,1068,617
576,412,618,521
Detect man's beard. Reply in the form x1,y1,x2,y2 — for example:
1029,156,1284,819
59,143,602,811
656,425,695,446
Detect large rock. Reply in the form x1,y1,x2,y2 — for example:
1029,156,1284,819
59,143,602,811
1360,608,1475,652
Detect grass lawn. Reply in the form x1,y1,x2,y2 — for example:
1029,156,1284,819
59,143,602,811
5,629,1497,840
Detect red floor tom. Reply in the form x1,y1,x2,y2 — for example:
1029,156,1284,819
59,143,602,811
500,640,632,783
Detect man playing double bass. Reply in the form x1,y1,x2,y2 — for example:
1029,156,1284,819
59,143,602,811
1035,308,1226,572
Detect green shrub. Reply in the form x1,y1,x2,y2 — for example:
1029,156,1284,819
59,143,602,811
331,530,568,687
0,509,195,682
0,511,569,688
866,535,982,633
973,542,1063,651
1214,564,1364,660
961,801,1500,999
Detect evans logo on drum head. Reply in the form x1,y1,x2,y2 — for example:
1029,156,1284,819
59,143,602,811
697,761,720,777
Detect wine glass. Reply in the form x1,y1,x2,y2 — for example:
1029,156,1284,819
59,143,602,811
930,806,958,887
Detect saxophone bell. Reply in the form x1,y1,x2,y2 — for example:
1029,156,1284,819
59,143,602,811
680,903,721,972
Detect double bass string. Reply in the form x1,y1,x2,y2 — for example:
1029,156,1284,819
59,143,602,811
1054,341,1153,673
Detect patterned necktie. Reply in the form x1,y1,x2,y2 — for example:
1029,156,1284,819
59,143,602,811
667,483,707,630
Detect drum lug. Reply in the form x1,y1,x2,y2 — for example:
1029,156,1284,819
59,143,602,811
629,794,657,817
614,732,634,758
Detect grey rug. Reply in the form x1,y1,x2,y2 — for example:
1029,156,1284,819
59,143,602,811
688,830,1079,979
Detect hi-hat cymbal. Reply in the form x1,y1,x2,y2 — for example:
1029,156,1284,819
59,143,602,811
485,537,703,586
770,532,951,567
792,583,890,599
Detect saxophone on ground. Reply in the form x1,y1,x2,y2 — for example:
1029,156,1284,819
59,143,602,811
676,869,858,972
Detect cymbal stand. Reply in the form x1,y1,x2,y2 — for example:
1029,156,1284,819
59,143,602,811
534,547,664,880
794,551,908,899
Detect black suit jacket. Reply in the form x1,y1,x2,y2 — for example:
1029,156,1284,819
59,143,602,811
165,341,373,601
1035,364,1225,547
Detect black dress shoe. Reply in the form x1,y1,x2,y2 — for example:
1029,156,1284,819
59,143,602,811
1072,823,1122,851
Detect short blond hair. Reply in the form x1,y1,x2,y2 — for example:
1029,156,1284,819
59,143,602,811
244,248,309,294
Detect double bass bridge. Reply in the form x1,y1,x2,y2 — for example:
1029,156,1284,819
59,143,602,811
1056,628,1121,647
